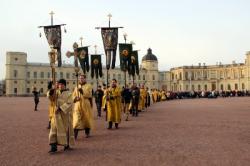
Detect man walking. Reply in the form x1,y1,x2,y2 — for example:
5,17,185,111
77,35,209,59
72,74,94,139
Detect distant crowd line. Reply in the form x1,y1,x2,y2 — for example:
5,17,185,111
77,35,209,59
150,89,250,101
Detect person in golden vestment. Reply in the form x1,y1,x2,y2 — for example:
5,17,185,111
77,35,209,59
138,84,147,112
152,89,158,103
48,79,75,153
72,74,93,139
106,79,122,129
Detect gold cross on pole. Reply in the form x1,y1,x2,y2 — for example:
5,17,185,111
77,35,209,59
49,11,54,25
107,13,112,27
79,37,83,47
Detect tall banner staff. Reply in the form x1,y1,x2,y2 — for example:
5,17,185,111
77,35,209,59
96,14,123,86
129,49,140,85
119,33,133,87
91,45,103,89
38,11,66,125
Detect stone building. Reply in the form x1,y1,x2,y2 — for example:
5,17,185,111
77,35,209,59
5,49,250,96
5,49,160,96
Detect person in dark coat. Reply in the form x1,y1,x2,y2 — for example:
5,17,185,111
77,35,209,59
94,85,104,117
32,87,40,111
130,83,140,117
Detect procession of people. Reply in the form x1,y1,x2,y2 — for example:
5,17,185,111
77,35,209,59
45,74,155,153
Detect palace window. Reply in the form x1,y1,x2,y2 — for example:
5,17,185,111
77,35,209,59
143,75,145,80
60,72,63,79
227,84,231,90
33,72,37,78
220,84,224,91
204,84,207,91
40,72,44,78
152,75,155,80
26,88,30,93
198,85,201,91
235,84,238,90
242,83,245,90
14,88,17,94
40,88,43,93
14,70,18,78
27,72,30,78
47,72,50,78
66,73,70,79
185,72,188,80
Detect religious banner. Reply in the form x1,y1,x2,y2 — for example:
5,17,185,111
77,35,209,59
77,47,89,74
91,54,103,79
119,43,132,71
129,51,139,76
101,28,118,69
44,25,62,67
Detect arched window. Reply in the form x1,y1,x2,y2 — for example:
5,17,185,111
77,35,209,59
204,84,207,91
198,85,201,91
228,84,231,90
242,83,245,90
220,84,224,91
235,84,238,90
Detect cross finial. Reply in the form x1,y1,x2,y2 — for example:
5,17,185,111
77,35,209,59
49,11,55,25
123,33,127,43
79,37,83,46
107,13,112,19
107,13,112,27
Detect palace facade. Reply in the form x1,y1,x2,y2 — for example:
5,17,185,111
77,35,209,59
5,49,250,96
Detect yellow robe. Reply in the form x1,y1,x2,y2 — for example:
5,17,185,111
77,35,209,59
107,87,121,123
72,84,93,130
161,91,166,101
152,90,158,103
49,90,75,146
138,88,147,111
47,90,57,121
102,89,107,109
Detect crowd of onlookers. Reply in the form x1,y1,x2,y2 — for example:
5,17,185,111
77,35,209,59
150,89,250,102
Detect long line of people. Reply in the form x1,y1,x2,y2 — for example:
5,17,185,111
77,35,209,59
152,89,250,101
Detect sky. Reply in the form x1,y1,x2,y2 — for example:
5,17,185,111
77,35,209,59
1,0,250,79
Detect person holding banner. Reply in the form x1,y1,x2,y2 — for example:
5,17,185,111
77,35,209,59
48,79,75,153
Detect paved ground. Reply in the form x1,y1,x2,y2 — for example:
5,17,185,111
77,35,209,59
0,97,250,166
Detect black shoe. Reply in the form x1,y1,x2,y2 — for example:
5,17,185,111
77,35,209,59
48,144,57,153
107,122,112,129
64,145,70,151
115,123,119,129
74,129,78,140
85,128,90,138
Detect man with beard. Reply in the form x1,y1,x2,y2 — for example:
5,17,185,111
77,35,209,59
106,79,122,129
48,79,75,153
72,74,93,139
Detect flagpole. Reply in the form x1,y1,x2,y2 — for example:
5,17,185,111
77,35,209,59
123,33,128,88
